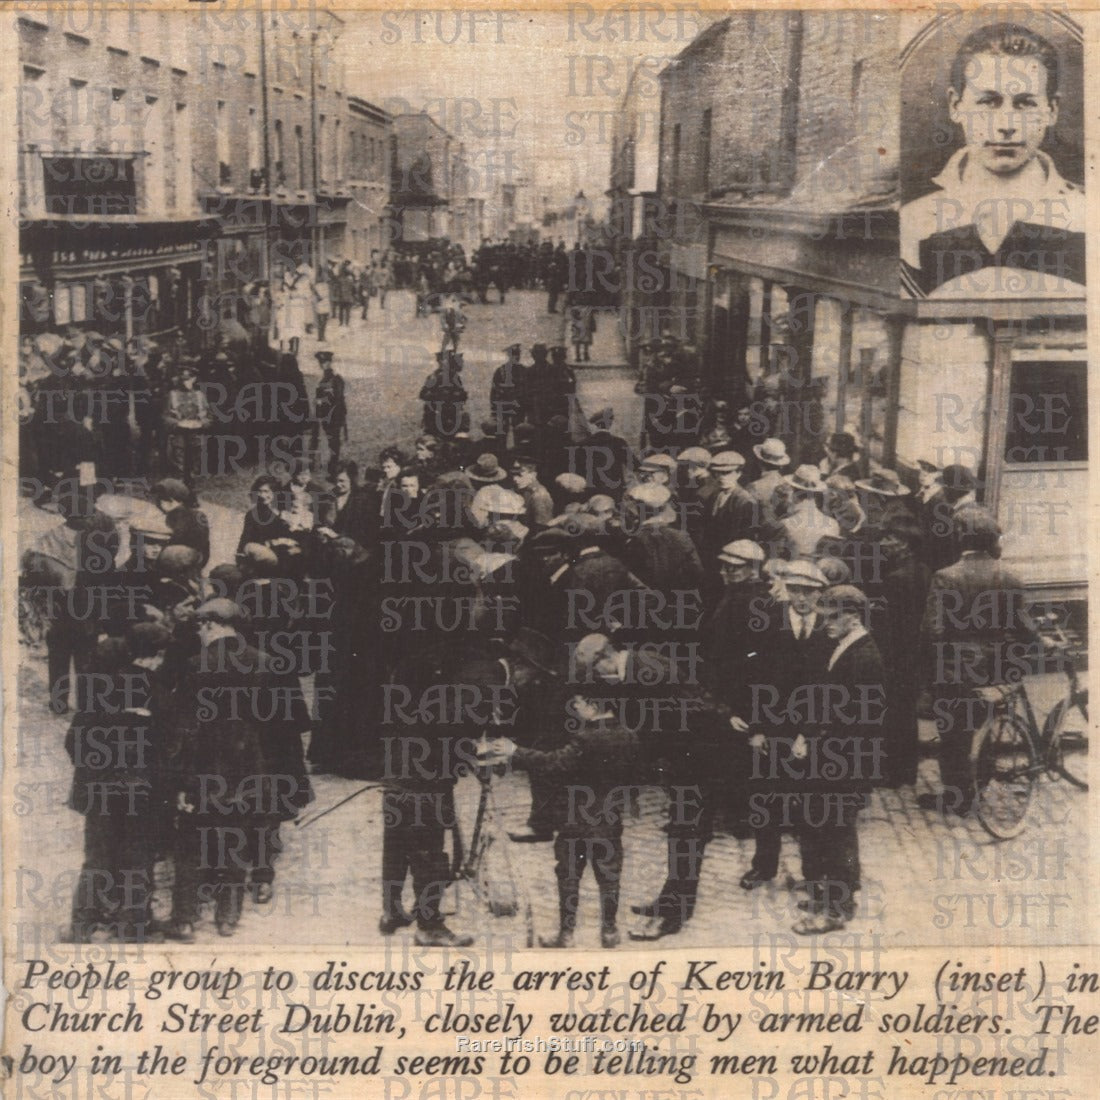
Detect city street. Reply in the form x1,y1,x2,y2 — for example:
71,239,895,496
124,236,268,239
197,288,636,513
13,643,1087,952
14,290,1088,953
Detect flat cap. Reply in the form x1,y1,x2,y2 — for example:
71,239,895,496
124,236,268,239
195,598,245,625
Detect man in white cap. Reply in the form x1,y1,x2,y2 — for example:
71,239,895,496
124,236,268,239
675,445,714,546
703,539,768,683
621,482,703,602
701,451,760,570
634,451,678,490
739,557,832,892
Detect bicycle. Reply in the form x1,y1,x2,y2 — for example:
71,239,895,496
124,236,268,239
450,746,535,948
969,618,1088,840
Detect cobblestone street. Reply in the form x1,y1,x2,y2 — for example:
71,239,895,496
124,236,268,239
15,288,1088,951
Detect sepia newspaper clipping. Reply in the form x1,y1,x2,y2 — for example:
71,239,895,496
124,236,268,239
2,2,1098,1097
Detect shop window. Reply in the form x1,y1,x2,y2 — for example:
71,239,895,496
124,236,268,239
1004,361,1087,464
43,155,136,215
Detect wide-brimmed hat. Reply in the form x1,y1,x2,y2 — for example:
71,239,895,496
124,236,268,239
467,453,508,484
528,525,574,550
785,465,827,493
753,438,790,467
855,469,910,497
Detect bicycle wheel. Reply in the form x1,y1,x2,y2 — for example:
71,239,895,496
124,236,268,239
18,588,46,648
971,713,1038,839
1044,691,1089,791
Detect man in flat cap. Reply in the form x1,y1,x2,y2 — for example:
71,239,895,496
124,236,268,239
700,451,765,592
790,584,885,934
739,558,833,893
621,482,704,610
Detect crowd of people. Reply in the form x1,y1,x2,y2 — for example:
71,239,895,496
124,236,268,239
21,281,1055,951
395,237,574,313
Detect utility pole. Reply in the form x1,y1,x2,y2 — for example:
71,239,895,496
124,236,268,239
259,12,273,281
309,29,320,269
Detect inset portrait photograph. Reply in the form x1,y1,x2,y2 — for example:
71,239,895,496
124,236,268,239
900,15,1084,299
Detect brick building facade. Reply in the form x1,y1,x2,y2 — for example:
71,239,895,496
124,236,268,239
18,10,214,337
346,96,393,262
18,8,368,340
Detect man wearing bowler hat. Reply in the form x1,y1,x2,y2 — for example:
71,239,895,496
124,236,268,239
821,431,861,480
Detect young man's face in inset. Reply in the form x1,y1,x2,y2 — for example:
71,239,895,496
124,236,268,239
949,52,1058,176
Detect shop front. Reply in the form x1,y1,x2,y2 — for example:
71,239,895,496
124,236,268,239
704,205,900,469
20,217,216,340
896,304,1088,600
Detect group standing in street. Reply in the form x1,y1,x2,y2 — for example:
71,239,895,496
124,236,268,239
20,253,1057,949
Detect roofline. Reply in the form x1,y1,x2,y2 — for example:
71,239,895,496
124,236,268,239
391,111,455,142
347,95,392,124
